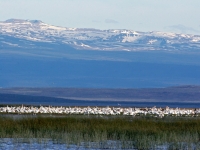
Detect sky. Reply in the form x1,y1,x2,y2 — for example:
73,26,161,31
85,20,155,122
1,0,200,34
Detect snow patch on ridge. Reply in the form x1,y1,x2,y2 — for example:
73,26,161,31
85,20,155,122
1,19,200,51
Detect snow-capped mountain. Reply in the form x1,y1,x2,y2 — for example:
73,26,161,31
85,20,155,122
1,19,200,51
1,19,200,88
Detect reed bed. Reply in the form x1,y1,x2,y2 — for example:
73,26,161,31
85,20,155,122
0,115,199,149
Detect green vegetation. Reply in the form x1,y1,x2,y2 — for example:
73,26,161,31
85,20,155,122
0,115,200,149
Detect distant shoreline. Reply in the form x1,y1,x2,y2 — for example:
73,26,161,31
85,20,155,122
0,86,200,108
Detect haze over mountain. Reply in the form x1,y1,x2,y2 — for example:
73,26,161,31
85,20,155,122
1,19,200,88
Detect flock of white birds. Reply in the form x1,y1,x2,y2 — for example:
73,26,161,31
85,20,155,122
0,105,200,118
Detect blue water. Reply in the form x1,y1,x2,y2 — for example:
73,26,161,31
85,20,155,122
0,98,198,108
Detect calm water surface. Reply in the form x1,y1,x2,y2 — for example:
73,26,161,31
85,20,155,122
0,138,169,150
0,99,199,108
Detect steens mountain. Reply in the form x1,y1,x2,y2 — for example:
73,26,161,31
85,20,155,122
1,19,200,52
1,19,200,88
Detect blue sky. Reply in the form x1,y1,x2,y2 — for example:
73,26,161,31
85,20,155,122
1,0,200,34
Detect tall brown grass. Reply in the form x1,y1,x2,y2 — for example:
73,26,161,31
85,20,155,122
0,115,199,149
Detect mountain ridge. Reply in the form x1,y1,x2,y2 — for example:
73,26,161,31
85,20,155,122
1,19,200,52
1,19,200,88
